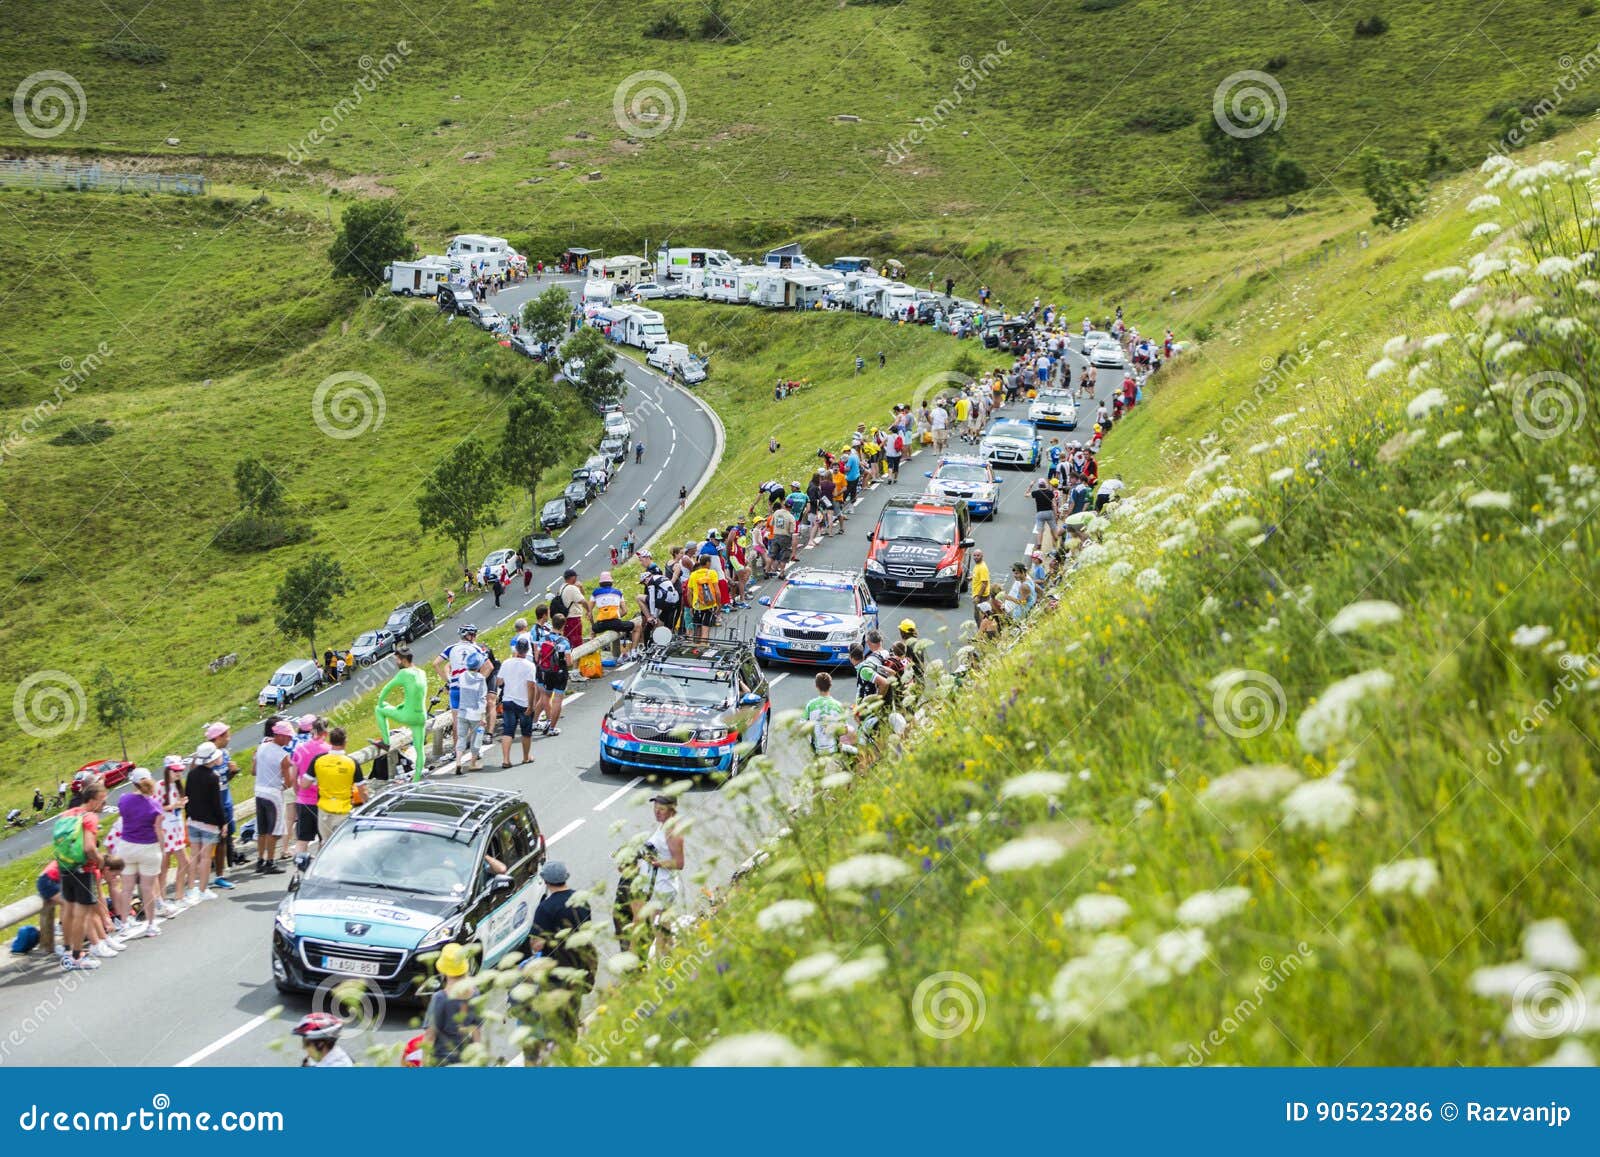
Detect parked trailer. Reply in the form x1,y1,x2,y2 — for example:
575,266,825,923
588,254,650,283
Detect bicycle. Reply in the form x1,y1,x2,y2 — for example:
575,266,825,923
636,502,647,527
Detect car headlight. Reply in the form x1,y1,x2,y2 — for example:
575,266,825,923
757,622,782,640
695,727,732,742
864,558,885,574
828,629,857,643
417,915,463,951
935,564,958,579
274,902,295,936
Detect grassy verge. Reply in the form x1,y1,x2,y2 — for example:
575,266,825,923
570,134,1600,1066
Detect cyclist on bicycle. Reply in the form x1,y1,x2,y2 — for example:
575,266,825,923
636,498,647,525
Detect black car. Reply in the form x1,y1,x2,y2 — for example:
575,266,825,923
564,479,591,509
522,533,565,565
272,784,545,1001
982,318,1034,351
385,600,436,643
436,285,472,315
539,497,575,531
599,434,628,466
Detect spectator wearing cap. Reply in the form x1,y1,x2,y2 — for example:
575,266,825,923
183,743,227,903
158,755,191,908
253,720,293,874
631,795,685,956
202,721,242,884
423,942,483,1066
496,637,539,769
897,619,926,681
284,713,319,849
116,769,167,936
529,861,597,1038
556,568,588,650
589,570,640,659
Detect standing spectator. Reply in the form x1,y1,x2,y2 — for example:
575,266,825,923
454,653,488,773
311,729,361,843
634,796,685,957
253,720,293,875
33,859,63,959
56,776,110,970
115,769,166,937
497,637,539,768
528,861,597,1039
537,615,572,735
183,744,226,904
157,755,190,912
290,718,329,855
424,943,483,1066
945,276,955,298
556,569,588,651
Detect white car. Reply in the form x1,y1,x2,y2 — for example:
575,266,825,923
479,548,518,584
754,568,879,667
603,413,631,439
631,281,667,300
1089,340,1126,369
924,455,999,519
1029,389,1078,430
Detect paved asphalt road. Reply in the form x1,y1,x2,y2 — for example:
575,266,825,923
0,295,1131,1067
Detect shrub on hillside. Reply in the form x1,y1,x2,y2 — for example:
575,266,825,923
214,515,311,554
645,11,688,39
1359,147,1422,227
48,420,114,446
1081,0,1128,10
1265,54,1289,71
1127,104,1195,133
1354,14,1389,36
16,566,47,585
95,39,168,64
699,0,736,40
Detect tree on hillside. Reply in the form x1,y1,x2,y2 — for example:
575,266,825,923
417,439,503,566
1419,132,1455,180
1359,147,1423,228
274,554,351,661
90,665,141,763
501,381,568,533
560,326,626,408
521,285,574,353
1199,118,1307,203
234,456,285,516
328,200,415,282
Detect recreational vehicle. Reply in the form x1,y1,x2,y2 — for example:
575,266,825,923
763,242,819,271
613,306,669,349
384,257,453,296
582,279,616,308
587,254,650,284
655,247,738,292
446,234,523,276
647,341,709,384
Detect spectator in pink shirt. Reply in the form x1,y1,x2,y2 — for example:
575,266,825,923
291,716,329,854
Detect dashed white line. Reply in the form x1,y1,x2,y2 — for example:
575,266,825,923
768,672,790,687
546,817,585,845
593,776,644,811
176,1013,273,1068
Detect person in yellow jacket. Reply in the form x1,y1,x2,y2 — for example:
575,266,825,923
969,549,993,626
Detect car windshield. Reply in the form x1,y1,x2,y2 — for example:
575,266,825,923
938,463,991,484
630,670,732,708
308,825,480,896
355,632,381,648
775,584,857,614
386,611,408,628
878,510,958,544
1037,392,1072,404
987,421,1034,440
271,672,297,687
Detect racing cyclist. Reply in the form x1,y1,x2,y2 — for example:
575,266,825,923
293,1012,354,1067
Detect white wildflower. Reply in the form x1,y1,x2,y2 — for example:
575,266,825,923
1281,777,1361,832
1421,333,1452,350
987,835,1067,873
1366,356,1399,379
755,899,817,933
1269,466,1295,485
1202,764,1302,808
1437,430,1464,448
1470,961,1538,997
1064,893,1132,930
1423,266,1467,283
1039,934,1137,1025
692,1032,811,1067
1467,194,1502,212
1449,285,1483,310
783,951,841,986
1471,221,1503,239
818,953,887,993
1107,560,1135,582
825,853,909,892
1469,258,1507,282
1134,567,1165,594
1523,918,1586,971
1536,255,1577,279
1327,599,1404,635
1295,669,1394,752
1510,624,1552,648
1465,489,1514,511
608,951,642,974
1176,886,1251,926
1493,340,1527,360
1369,857,1440,897
1000,771,1072,801
1270,413,1296,427
1406,387,1449,420
1130,928,1211,985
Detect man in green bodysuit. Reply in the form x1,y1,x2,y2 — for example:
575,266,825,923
375,648,430,782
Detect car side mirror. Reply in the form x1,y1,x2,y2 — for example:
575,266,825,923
866,532,873,542
610,680,625,692
923,471,932,478
758,596,771,606
491,873,516,893
294,853,312,875
961,538,976,549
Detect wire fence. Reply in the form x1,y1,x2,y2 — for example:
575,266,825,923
0,159,207,195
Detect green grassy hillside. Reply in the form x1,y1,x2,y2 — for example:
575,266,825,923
572,133,1600,1066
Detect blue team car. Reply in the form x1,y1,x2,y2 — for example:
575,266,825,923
754,567,880,666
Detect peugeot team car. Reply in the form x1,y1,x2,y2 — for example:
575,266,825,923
599,635,770,777
273,784,545,1000
864,493,974,607
1028,389,1078,430
924,455,1000,519
980,417,1042,469
754,568,879,667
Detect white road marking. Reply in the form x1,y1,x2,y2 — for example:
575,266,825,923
176,1013,273,1068
564,691,586,705
546,817,585,845
768,672,790,687
594,776,644,811
462,599,483,615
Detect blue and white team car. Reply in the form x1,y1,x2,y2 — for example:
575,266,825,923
924,455,1000,519
272,784,545,1000
755,568,880,667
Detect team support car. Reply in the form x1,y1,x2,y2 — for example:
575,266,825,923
755,568,879,667
1028,388,1078,430
980,417,1042,470
864,493,974,608
479,548,518,585
1088,339,1126,369
924,455,999,519
521,533,565,565
599,634,770,777
272,784,546,1000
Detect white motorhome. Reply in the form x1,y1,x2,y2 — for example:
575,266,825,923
384,257,453,296
763,242,818,270
839,273,890,312
446,234,522,276
876,282,920,320
655,247,738,291
647,341,709,384
587,254,649,284
703,267,747,303
582,279,616,308
613,305,669,349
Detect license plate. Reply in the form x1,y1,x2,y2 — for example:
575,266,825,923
898,580,925,589
323,955,381,977
639,743,683,756
785,641,822,652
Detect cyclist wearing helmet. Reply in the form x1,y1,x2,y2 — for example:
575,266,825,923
293,1012,354,1067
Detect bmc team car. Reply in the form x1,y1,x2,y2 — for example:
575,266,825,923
600,633,770,777
272,784,546,1000
924,455,999,519
864,493,975,607
754,567,880,667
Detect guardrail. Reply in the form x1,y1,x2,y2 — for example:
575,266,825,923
0,159,207,195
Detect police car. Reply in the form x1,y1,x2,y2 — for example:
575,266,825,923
754,568,879,666
924,455,1000,519
599,634,770,778
1028,388,1078,430
272,784,545,999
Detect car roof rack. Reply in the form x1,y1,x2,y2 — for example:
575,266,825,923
640,627,752,669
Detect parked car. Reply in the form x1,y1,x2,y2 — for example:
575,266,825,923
461,303,505,331
564,479,592,509
272,783,546,999
522,533,566,565
599,433,629,466
603,412,631,439
436,285,472,314
540,496,575,531
479,548,519,585
631,281,667,300
76,758,133,791
385,600,436,644
258,659,323,709
350,629,397,667
509,333,545,360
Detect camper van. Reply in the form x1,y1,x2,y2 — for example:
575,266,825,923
613,306,669,350
655,247,738,291
587,255,649,284
703,268,747,304
588,306,633,341
385,257,453,296
582,279,616,308
826,256,876,274
446,234,522,277
750,269,838,310
647,341,709,384
860,282,918,319
763,242,818,271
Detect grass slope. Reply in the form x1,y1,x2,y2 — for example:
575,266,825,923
572,132,1600,1066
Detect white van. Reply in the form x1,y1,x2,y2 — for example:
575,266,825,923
647,341,708,384
446,234,522,277
613,306,669,350
655,247,738,289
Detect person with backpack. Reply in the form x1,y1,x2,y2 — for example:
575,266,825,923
56,775,110,970
183,743,227,903
536,613,573,734
686,554,722,639
884,427,905,483
638,562,681,637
